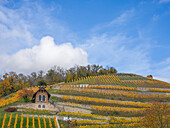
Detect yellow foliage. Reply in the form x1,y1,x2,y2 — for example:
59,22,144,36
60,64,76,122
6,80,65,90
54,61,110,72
38,115,41,128
27,114,29,128
62,95,152,108
14,114,18,128
57,87,170,99
1,113,6,128
7,113,12,128
0,87,39,107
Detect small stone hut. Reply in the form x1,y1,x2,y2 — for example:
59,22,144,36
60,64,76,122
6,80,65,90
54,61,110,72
32,87,51,109
147,75,153,78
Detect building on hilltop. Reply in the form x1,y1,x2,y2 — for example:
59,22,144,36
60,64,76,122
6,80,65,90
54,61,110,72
147,75,153,78
31,86,51,109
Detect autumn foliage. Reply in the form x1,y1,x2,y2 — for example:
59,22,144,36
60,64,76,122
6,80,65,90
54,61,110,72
18,88,34,102
0,73,24,98
142,102,170,128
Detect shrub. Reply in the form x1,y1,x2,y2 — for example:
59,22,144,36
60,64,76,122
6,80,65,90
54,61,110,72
18,88,34,102
4,107,17,112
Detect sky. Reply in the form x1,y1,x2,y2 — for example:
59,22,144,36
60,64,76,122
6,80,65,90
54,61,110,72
0,0,170,82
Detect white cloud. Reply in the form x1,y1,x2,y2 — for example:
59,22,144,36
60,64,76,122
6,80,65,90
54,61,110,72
91,9,135,32
0,4,37,54
159,0,170,3
109,9,134,25
0,2,77,54
0,36,88,74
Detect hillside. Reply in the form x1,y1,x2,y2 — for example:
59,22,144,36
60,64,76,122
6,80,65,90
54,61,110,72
66,73,170,88
0,74,169,128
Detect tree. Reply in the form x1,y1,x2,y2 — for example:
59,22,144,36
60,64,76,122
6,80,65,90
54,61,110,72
142,102,169,128
109,67,117,74
31,72,37,86
46,69,55,84
38,80,47,87
18,88,34,102
0,79,12,96
91,64,102,74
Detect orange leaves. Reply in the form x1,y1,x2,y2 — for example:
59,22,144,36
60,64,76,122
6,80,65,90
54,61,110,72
142,102,170,128
0,78,11,96
148,88,170,93
18,88,34,100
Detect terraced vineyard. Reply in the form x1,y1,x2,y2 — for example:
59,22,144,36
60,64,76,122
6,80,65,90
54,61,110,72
50,74,170,127
0,74,169,128
66,74,170,88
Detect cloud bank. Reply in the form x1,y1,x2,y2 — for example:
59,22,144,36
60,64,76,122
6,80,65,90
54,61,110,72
0,36,88,74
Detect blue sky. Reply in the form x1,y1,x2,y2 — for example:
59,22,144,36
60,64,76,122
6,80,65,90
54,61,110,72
0,0,170,82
